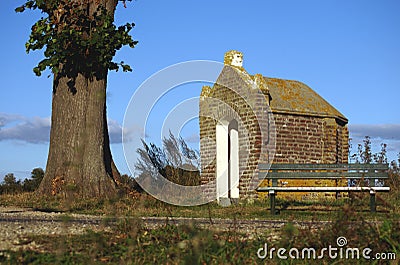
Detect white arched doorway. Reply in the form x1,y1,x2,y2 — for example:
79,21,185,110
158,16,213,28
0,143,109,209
216,119,239,204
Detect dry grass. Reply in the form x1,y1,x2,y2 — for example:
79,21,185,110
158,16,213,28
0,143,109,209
1,189,399,264
1,191,398,223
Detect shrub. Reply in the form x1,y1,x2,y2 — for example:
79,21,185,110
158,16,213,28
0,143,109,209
135,132,201,186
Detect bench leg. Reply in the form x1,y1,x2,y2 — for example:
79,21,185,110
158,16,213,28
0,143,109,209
370,190,376,212
269,190,276,215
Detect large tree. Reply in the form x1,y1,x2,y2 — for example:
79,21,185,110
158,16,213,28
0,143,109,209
17,0,137,199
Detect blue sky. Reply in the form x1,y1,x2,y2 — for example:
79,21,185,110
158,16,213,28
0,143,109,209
1,0,400,180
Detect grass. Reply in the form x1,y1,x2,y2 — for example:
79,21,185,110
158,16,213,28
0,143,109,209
0,207,399,264
0,223,266,264
1,190,399,264
0,191,398,222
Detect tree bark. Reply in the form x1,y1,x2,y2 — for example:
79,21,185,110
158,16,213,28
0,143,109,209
37,0,121,199
38,72,120,199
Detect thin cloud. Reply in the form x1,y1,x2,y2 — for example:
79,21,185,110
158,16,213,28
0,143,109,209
0,112,125,144
183,133,200,143
348,124,400,141
122,124,148,142
108,119,123,144
0,113,50,144
0,113,25,127
349,123,400,156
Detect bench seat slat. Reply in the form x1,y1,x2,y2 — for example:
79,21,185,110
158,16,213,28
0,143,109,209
258,171,388,180
256,186,390,192
259,163,389,171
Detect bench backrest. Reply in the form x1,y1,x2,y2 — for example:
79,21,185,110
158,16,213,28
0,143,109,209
258,163,389,180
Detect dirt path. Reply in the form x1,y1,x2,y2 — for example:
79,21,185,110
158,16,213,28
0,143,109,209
0,206,329,252
0,206,111,251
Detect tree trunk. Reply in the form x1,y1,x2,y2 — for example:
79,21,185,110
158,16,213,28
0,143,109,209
38,0,121,199
38,72,120,199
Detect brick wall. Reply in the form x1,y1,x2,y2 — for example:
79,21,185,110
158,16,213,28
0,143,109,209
270,113,349,200
272,114,348,164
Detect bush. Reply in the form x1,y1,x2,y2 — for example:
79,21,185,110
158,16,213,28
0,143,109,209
1,173,22,194
135,132,201,186
23,168,44,192
0,168,44,194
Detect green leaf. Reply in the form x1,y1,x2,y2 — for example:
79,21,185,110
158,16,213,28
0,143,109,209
52,64,59,74
15,6,25,13
33,67,42,76
122,64,132,72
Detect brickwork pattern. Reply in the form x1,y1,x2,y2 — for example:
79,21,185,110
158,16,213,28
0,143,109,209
270,113,349,200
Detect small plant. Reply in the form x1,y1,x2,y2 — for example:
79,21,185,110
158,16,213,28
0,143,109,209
135,132,201,186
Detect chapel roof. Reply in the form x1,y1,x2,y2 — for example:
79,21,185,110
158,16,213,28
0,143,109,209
262,77,348,124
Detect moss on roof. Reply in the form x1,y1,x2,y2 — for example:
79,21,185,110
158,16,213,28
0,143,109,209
262,77,348,124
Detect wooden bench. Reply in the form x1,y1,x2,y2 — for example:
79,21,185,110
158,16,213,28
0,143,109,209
257,163,390,214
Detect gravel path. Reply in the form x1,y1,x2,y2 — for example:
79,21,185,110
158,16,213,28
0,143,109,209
0,206,329,252
0,207,112,252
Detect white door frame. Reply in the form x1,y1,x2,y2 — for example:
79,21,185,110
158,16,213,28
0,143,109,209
216,119,239,202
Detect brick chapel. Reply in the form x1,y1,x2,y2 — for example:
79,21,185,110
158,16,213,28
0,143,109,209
199,50,349,204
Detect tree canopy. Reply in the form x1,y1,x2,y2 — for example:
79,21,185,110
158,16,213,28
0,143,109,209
16,0,137,78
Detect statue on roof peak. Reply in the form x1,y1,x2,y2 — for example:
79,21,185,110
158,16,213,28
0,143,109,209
224,50,244,70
